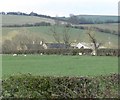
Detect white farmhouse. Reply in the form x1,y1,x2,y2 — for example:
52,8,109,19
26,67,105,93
76,42,90,49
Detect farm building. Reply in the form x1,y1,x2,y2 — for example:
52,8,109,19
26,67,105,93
43,43,67,49
76,42,90,49
76,42,106,49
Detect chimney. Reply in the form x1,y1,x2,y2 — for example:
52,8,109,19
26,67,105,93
40,41,43,45
33,41,35,44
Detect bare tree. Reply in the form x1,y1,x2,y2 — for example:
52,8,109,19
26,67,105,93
87,27,102,55
50,16,62,43
63,26,71,48
50,25,61,43
51,15,63,43
51,17,72,48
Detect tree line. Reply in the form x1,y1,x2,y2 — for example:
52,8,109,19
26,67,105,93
67,15,118,24
0,11,53,19
1,12,118,24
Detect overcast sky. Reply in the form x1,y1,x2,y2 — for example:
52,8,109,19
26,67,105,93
0,0,119,17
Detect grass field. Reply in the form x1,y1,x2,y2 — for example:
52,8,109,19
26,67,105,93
2,15,55,25
79,23,118,33
2,55,118,77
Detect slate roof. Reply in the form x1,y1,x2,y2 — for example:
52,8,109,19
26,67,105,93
45,43,66,49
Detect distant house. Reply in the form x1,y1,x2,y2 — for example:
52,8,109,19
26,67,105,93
76,42,90,49
76,42,106,49
43,43,66,49
60,21,68,25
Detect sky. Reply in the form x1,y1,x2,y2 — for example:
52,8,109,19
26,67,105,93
0,0,119,17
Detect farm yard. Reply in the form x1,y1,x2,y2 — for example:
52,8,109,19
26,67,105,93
2,54,118,77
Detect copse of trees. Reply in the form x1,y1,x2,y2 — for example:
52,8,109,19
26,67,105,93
2,30,45,53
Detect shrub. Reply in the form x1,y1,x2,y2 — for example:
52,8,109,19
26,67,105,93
2,74,119,99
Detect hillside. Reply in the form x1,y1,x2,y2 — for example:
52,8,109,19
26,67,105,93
2,14,118,25
77,23,118,35
2,15,55,26
2,26,118,48
1,14,118,48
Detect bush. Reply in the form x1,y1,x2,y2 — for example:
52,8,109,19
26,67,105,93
2,74,119,99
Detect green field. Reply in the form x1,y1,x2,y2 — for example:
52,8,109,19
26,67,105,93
79,23,118,33
2,15,55,25
2,55,118,77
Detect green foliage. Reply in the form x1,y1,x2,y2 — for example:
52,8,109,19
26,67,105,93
2,74,119,99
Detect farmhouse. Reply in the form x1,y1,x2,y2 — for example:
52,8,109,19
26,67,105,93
43,43,66,49
76,42,106,49
76,42,90,49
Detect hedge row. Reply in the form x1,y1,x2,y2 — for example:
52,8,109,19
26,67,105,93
2,22,51,27
97,49,119,56
2,49,119,56
2,49,92,55
1,74,119,99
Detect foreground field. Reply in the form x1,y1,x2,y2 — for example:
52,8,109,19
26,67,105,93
2,55,118,77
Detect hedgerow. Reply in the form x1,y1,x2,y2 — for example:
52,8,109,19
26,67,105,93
1,73,119,99
2,49,119,56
